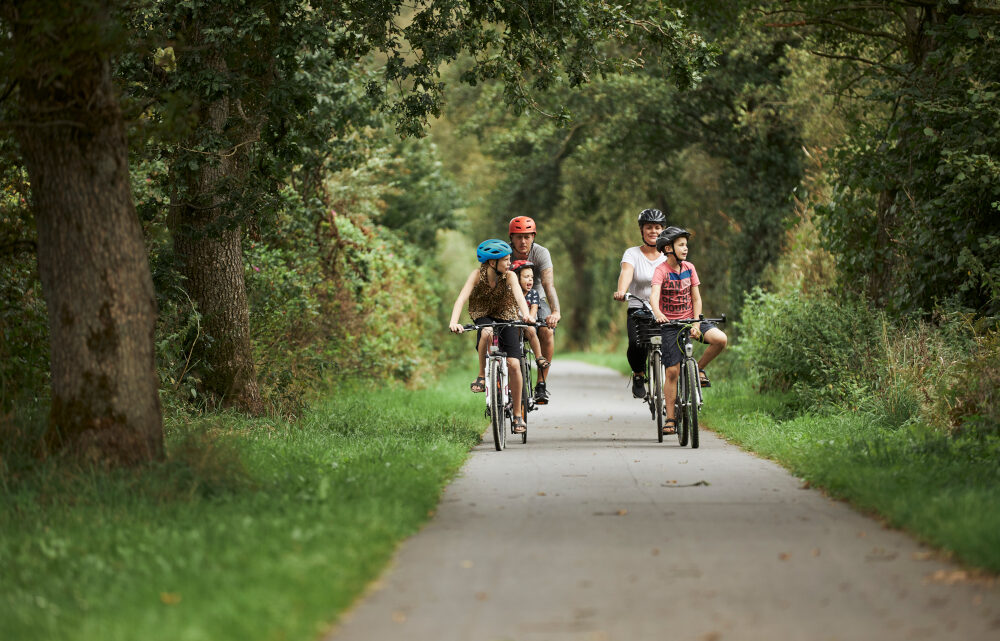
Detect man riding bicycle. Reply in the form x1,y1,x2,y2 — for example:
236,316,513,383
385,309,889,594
509,216,561,405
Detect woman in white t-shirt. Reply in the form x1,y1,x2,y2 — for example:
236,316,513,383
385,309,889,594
613,208,667,399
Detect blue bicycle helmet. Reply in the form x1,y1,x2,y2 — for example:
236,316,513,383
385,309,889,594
477,239,513,263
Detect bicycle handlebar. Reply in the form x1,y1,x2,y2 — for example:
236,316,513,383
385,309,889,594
620,293,726,325
459,320,547,332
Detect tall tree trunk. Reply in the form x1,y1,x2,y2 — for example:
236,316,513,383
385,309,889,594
169,51,263,414
10,26,163,464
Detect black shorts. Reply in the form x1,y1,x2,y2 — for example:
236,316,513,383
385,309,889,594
473,316,523,359
660,321,717,367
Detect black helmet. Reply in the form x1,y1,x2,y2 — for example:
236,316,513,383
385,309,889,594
655,226,691,253
637,208,667,228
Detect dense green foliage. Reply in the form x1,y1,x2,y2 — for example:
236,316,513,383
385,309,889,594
769,1,1000,315
0,374,482,641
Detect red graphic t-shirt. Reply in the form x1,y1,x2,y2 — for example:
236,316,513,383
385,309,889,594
651,261,700,320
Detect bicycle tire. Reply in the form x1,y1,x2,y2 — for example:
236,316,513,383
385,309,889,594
651,350,664,443
489,358,505,451
519,355,530,444
676,364,689,447
687,358,700,449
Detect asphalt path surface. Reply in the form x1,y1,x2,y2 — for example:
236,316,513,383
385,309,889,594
328,360,999,641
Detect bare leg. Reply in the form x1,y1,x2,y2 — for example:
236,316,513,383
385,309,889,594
697,328,728,370
538,326,554,382
477,329,492,378
663,364,680,420
507,356,523,419
525,327,543,364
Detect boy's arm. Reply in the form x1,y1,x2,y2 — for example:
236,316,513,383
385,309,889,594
690,285,703,339
449,270,479,331
529,303,539,316
650,283,667,323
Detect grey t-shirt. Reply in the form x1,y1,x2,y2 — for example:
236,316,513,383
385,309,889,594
523,243,553,302
621,246,666,309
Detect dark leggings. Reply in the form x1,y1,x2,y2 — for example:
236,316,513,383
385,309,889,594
626,309,647,374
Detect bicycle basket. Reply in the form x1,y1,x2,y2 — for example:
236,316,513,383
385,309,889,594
630,312,661,347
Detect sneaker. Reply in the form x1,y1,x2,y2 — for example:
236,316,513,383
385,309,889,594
534,381,550,405
631,374,647,399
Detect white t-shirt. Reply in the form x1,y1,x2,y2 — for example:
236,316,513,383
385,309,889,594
621,246,666,309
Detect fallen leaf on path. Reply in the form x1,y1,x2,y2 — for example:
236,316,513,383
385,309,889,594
912,551,935,561
662,480,710,487
651,548,660,556
857,531,867,538
812,548,821,557
779,553,791,561
461,560,474,569
392,611,406,623
616,509,628,516
537,492,547,496
475,592,488,601
160,592,181,605
866,547,898,561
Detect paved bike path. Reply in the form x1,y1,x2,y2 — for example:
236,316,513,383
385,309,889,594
328,361,999,641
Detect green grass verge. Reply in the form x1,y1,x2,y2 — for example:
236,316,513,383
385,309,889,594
701,377,1000,572
0,373,483,641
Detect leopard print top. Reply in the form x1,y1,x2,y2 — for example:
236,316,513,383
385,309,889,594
467,264,518,321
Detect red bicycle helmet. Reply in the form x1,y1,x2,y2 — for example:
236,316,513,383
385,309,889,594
509,216,537,235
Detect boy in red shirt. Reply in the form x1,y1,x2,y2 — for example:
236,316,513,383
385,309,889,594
649,227,728,435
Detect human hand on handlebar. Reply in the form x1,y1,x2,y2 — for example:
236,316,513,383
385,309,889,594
546,311,561,328
690,324,702,340
613,291,626,301
449,323,465,334
653,311,668,324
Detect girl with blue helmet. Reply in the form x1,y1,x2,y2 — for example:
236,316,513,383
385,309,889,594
449,239,536,433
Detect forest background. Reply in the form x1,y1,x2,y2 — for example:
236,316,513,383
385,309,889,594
2,1,999,638
4,0,997,451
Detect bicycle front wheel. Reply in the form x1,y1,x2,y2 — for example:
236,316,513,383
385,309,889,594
676,365,689,447
686,358,700,449
488,358,505,451
519,356,530,444
651,350,664,443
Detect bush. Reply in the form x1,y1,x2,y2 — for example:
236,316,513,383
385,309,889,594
736,288,890,408
948,328,1000,436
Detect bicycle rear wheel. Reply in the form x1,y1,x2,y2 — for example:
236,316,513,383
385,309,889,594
488,358,505,451
686,358,700,448
651,351,664,443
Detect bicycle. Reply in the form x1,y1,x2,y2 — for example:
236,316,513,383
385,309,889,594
459,320,540,451
623,294,725,447
658,314,726,448
517,321,550,426
623,294,669,442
